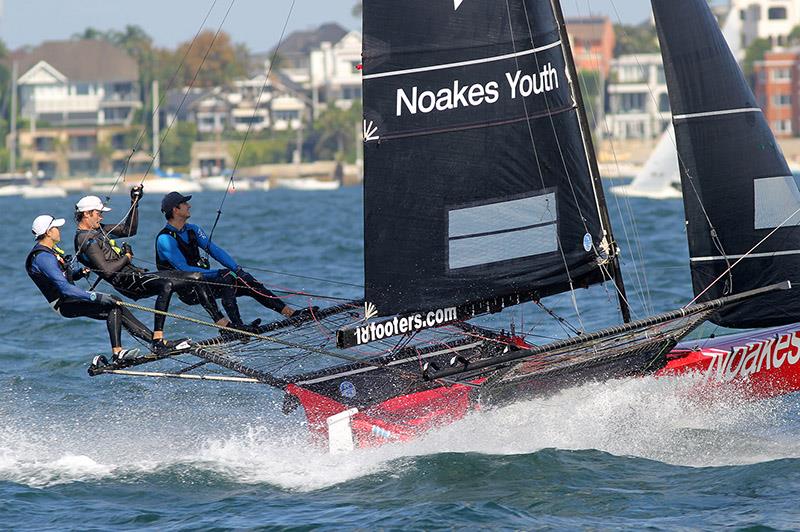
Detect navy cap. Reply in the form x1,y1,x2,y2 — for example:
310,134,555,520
161,191,192,214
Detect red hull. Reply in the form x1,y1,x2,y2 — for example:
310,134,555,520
288,324,800,449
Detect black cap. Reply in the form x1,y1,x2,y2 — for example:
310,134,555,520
161,191,192,214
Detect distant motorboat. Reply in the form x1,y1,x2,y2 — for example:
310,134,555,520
273,177,340,191
0,184,26,196
199,175,253,191
21,184,68,199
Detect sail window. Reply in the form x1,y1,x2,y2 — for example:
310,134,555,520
448,193,558,269
753,176,800,229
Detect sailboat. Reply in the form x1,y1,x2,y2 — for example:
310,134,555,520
88,0,800,452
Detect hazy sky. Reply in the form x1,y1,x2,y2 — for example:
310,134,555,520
1,0,656,52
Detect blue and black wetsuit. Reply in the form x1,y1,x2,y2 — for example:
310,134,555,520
26,243,152,349
156,223,288,324
75,204,227,328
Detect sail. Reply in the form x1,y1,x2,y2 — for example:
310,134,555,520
612,124,681,199
362,0,615,317
615,7,743,202
653,0,800,328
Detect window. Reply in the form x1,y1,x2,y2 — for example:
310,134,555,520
773,94,792,107
69,135,97,152
772,68,791,81
34,137,55,152
658,93,670,113
768,7,787,20
274,110,299,121
773,119,792,134
75,83,91,95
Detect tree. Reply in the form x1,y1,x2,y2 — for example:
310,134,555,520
743,37,772,77
613,23,659,56
352,2,362,17
789,25,800,46
160,121,197,168
313,102,362,162
174,30,249,88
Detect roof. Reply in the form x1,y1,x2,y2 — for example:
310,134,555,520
566,17,612,43
11,40,139,83
268,22,349,56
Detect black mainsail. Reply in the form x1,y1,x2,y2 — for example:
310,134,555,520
362,0,626,318
654,0,800,328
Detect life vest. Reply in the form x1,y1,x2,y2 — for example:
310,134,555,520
25,244,70,307
74,229,124,267
156,226,209,271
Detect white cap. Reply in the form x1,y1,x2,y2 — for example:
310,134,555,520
75,195,111,213
31,215,65,239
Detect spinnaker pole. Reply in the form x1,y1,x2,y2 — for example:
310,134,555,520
550,0,631,323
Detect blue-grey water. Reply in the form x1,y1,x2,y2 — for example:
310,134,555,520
3,184,800,530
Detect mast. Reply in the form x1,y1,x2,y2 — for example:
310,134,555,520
549,0,631,322
9,60,17,173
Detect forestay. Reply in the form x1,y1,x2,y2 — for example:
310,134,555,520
362,0,616,317
654,0,800,328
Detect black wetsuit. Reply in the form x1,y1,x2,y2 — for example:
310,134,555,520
26,243,152,349
74,202,227,328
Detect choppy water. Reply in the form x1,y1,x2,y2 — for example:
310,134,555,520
3,185,800,530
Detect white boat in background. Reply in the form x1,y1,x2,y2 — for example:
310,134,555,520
139,177,202,194
21,184,68,199
610,124,681,199
0,184,26,196
199,175,253,191
273,177,340,191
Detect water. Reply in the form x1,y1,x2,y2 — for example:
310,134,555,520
3,186,800,530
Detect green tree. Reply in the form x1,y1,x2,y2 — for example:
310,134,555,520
160,121,197,168
743,37,772,77
232,138,292,166
613,23,659,56
313,102,362,162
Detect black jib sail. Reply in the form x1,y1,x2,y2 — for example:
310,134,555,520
653,0,800,328
361,0,622,318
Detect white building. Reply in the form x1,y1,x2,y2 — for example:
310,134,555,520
309,30,363,114
731,0,800,48
605,54,671,140
13,40,141,128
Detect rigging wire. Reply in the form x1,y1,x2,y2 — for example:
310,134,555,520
206,0,298,250
502,0,585,332
71,0,237,273
572,0,654,316
606,0,734,293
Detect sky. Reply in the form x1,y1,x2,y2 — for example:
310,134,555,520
0,0,658,52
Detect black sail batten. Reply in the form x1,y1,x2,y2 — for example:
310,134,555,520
362,0,616,318
653,0,800,328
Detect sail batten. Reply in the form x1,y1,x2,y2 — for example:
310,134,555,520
654,0,800,328
362,0,616,317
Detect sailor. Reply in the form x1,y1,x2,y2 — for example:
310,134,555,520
156,191,315,326
73,187,230,353
26,214,153,361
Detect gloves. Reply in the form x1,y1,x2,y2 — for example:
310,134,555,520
90,292,120,306
121,242,133,257
130,185,144,202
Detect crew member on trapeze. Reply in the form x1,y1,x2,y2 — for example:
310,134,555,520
156,191,316,326
73,187,228,354
26,214,153,361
